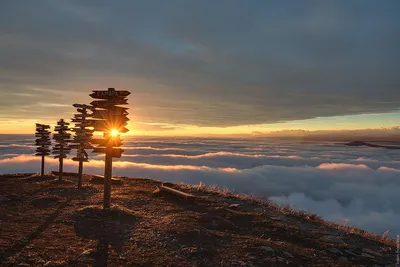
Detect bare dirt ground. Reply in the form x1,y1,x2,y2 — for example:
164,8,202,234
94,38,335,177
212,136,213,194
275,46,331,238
0,173,397,266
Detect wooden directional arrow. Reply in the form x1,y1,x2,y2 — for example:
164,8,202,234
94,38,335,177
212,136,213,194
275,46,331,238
36,140,51,144
73,103,94,109
53,133,71,138
36,124,51,129
36,143,51,147
55,125,69,129
90,99,128,108
90,89,130,99
92,147,124,158
69,144,93,149
71,128,94,133
73,113,91,118
36,153,50,156
91,138,122,147
92,109,128,119
118,127,129,133
71,119,95,125
36,149,50,153
72,157,88,162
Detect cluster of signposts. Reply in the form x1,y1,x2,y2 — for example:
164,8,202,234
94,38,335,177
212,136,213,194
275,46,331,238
35,124,52,176
35,88,130,209
53,119,71,181
70,104,95,189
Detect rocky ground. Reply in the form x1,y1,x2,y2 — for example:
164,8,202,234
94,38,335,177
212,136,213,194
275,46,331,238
0,173,397,266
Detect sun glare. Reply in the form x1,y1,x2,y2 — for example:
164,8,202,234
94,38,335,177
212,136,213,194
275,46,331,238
111,129,119,137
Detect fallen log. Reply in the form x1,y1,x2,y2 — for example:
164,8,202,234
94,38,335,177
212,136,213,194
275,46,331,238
159,184,195,201
90,175,122,185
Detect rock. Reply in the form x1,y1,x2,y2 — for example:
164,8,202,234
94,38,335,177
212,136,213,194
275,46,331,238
328,248,343,255
362,248,382,257
229,204,241,209
262,246,274,253
276,257,285,262
17,264,30,267
344,250,357,257
283,251,294,258
361,252,375,259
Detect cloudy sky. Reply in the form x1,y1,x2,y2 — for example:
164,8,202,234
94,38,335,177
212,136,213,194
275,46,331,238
0,0,399,135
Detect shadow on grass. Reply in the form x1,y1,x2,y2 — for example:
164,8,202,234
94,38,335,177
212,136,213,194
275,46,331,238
72,206,138,267
0,193,77,263
23,174,56,182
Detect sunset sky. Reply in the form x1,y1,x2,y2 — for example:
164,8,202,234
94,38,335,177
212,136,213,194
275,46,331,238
0,1,399,136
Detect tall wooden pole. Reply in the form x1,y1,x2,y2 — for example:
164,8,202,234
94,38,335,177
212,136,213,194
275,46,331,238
103,139,112,209
41,154,45,176
78,161,83,189
59,157,63,181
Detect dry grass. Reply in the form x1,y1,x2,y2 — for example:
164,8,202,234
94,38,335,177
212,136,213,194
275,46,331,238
0,174,397,266
181,181,397,247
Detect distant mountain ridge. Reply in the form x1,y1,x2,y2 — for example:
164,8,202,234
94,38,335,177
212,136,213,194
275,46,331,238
344,141,400,149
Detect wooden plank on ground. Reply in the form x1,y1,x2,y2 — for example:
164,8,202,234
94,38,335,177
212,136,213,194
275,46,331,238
159,184,195,201
90,175,122,185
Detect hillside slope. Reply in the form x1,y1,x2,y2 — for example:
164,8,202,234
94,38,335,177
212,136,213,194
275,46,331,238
0,173,396,266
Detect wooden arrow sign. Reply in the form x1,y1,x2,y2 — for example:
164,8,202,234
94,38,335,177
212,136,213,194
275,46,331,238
73,104,95,109
91,138,122,147
36,152,50,156
90,89,130,99
72,157,88,162
35,139,50,142
36,124,51,129
36,143,51,147
92,147,124,158
73,113,91,118
69,144,93,149
90,99,128,108
36,148,50,152
118,127,129,133
92,109,128,119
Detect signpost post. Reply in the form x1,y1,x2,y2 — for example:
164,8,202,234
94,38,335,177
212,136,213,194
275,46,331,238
70,104,95,189
89,88,130,210
35,124,51,176
52,119,71,182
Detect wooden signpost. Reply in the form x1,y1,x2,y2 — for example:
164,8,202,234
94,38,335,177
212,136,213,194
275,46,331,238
52,119,71,182
89,88,130,210
35,123,51,176
70,104,95,189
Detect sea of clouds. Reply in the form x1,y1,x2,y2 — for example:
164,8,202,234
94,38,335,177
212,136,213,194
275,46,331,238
1,135,400,236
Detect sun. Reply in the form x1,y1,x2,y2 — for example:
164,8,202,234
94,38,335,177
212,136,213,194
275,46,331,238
110,129,119,137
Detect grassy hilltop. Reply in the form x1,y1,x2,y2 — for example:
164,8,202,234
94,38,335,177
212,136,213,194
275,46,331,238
0,173,397,266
